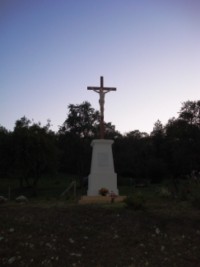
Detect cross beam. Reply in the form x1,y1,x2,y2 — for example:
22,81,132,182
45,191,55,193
87,76,116,139
87,76,116,92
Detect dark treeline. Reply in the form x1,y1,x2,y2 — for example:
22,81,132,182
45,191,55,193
1,100,200,189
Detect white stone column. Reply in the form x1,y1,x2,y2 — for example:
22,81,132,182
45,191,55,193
87,139,118,196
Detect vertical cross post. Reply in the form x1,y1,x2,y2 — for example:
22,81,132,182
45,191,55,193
100,76,104,139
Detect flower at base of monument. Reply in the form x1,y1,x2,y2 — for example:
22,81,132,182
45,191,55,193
110,191,117,199
99,187,109,196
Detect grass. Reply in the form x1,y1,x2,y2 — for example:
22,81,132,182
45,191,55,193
0,174,80,201
1,175,200,210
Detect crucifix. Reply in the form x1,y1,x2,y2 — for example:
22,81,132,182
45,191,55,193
87,76,116,139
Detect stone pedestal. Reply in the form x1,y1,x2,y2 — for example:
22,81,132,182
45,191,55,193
87,139,118,196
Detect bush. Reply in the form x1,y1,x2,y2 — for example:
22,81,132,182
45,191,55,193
124,194,145,210
178,187,190,201
158,186,171,198
191,196,200,209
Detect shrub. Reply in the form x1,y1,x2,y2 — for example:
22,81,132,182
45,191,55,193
191,196,200,209
124,194,145,210
158,186,171,198
178,187,190,201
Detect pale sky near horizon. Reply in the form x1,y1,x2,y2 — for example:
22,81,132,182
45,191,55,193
1,0,200,135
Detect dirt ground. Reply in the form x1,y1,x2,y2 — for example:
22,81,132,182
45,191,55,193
0,202,200,267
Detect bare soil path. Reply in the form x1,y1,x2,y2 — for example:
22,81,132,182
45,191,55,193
0,203,200,267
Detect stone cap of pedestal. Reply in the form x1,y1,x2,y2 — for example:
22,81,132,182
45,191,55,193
91,139,114,146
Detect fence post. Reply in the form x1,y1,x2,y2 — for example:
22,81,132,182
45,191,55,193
8,185,11,201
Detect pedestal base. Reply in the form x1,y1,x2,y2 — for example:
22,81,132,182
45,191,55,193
79,195,126,204
87,139,118,196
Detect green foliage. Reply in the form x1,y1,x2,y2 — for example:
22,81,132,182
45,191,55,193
0,117,58,192
59,101,99,138
0,127,12,178
157,186,171,198
1,100,200,188
179,100,200,126
0,174,79,200
191,196,200,209
59,101,120,139
124,193,146,210
165,118,200,176
177,184,190,201
189,183,200,209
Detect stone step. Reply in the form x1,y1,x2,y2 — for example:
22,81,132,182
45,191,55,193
79,195,126,204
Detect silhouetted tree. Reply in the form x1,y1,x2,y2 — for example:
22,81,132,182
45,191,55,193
59,101,99,138
58,101,120,176
113,130,151,179
178,100,200,126
12,117,58,191
165,118,200,177
0,126,12,178
2,99,200,188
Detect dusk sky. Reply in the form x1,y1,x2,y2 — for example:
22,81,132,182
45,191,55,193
1,0,200,134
